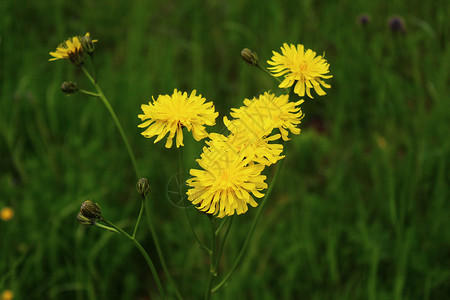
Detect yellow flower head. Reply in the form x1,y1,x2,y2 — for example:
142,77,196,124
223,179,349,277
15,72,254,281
138,89,218,148
1,290,14,300
49,33,97,65
267,43,332,98
187,140,268,218
0,207,14,221
220,120,285,166
229,92,304,141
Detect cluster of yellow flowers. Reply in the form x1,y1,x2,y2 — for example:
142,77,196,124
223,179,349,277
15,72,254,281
49,35,332,218
185,92,304,218
136,43,331,218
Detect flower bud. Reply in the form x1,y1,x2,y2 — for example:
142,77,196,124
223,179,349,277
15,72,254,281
136,178,150,198
77,212,94,226
61,81,79,94
80,200,102,220
81,32,96,54
357,14,371,26
241,48,259,66
388,15,406,34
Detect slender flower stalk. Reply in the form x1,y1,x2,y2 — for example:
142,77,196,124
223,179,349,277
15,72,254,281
145,207,184,300
185,209,211,254
132,200,146,239
101,218,165,299
81,66,141,178
204,217,218,300
215,216,234,268
212,158,284,293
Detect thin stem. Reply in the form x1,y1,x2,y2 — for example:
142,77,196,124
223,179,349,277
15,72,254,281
212,159,284,293
132,198,145,239
79,89,99,97
215,217,229,236
81,66,141,178
204,217,217,300
255,64,283,84
101,218,165,299
215,216,234,268
185,209,211,254
93,222,119,233
145,207,184,300
178,147,183,201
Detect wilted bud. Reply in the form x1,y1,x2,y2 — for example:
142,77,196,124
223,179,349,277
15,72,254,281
77,212,94,226
241,48,259,66
61,81,78,94
80,32,96,54
136,178,150,198
357,14,371,26
80,200,102,220
388,15,406,34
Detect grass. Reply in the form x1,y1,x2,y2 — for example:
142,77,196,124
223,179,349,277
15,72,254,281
1,0,449,299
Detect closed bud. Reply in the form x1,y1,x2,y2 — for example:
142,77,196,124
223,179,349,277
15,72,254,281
357,14,371,26
80,33,97,54
136,178,150,198
388,15,406,34
61,81,78,94
80,200,102,220
241,48,259,66
77,212,94,226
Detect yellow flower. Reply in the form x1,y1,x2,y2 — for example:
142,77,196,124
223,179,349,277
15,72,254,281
0,207,14,221
228,92,304,141
138,89,218,148
187,142,268,218
219,120,285,166
267,43,332,98
49,33,97,65
1,290,13,300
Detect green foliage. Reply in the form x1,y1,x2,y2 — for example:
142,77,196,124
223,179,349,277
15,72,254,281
1,0,449,299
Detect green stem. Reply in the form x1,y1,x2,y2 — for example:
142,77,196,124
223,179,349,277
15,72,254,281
93,222,119,233
215,217,229,236
79,89,99,97
215,216,234,268
145,207,184,300
212,160,284,293
255,64,282,84
185,209,211,254
81,66,140,178
132,198,145,239
101,218,165,299
204,217,217,300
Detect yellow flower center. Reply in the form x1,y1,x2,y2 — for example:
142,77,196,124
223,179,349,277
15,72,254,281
299,61,308,71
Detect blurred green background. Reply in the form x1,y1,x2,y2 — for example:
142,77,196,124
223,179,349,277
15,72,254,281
1,0,449,299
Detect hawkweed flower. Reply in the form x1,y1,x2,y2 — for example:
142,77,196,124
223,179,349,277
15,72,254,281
0,207,14,221
267,43,332,98
138,89,218,148
204,132,284,166
187,145,268,218
228,92,304,141
1,290,14,300
49,35,85,65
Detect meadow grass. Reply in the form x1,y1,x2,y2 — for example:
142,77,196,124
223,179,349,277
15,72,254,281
1,0,449,299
